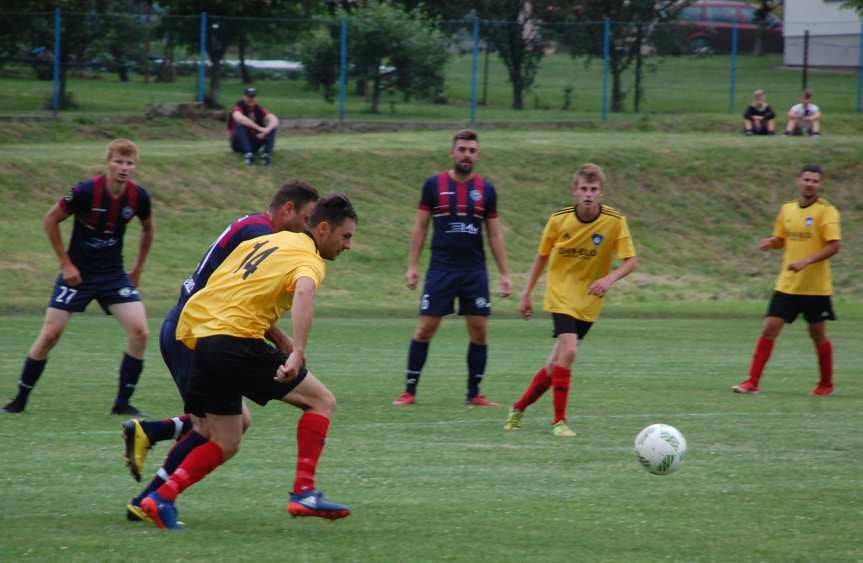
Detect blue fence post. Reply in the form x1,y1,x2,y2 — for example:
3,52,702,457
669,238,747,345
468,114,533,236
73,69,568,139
197,12,207,104
728,24,738,113
469,16,480,124
338,16,347,122
51,8,61,116
601,19,610,120
856,22,863,113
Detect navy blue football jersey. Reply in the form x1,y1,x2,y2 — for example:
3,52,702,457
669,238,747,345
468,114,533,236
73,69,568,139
418,172,498,271
59,175,151,274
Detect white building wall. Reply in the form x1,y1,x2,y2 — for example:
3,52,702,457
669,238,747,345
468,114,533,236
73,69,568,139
784,0,862,67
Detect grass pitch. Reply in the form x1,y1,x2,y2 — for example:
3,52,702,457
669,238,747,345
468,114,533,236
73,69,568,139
1,315,861,562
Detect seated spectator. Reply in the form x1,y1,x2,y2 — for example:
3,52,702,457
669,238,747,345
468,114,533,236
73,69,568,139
743,90,775,135
785,90,821,137
228,87,280,166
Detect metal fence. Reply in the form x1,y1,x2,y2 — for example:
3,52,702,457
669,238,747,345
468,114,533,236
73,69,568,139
1,10,861,120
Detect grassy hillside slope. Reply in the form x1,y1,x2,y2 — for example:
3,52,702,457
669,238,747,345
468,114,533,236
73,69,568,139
1,127,861,316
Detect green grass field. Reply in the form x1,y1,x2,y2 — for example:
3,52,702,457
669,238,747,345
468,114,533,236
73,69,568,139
1,122,862,560
1,315,861,561
2,129,862,316
3,53,861,119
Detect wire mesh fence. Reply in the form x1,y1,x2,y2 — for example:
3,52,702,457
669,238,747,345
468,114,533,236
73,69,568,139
1,10,861,120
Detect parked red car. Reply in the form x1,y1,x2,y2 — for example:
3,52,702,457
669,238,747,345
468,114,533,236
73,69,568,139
676,1,783,54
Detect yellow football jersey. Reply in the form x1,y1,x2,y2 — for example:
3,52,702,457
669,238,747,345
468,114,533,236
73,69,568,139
540,205,636,322
772,197,841,295
177,231,325,349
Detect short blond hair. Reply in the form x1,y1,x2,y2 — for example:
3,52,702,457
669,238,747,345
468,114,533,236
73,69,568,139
753,89,765,99
573,163,606,188
105,139,139,162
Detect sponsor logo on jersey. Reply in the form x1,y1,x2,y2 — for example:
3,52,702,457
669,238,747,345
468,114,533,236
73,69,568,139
446,222,479,235
559,247,597,259
183,277,196,295
84,237,119,249
592,234,604,246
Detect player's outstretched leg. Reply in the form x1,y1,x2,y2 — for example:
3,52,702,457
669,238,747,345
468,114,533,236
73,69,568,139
733,336,775,394
504,366,552,430
287,490,351,520
121,415,194,482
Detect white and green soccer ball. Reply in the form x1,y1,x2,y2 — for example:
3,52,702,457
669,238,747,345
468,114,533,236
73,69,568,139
634,424,687,475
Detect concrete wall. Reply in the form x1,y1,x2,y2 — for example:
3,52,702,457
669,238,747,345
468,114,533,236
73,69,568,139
784,0,862,67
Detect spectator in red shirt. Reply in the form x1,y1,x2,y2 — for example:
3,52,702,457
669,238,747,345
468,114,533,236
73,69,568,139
228,87,280,166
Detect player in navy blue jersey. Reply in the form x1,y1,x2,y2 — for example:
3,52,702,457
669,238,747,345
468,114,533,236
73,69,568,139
2,139,154,416
393,129,512,407
122,180,319,523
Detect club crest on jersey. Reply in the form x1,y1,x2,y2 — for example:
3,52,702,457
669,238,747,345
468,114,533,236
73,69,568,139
805,216,814,227
592,234,604,246
469,189,482,202
122,206,135,220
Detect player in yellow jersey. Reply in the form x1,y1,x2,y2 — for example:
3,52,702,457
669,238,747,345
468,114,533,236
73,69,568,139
733,164,840,396
140,194,357,529
504,164,638,437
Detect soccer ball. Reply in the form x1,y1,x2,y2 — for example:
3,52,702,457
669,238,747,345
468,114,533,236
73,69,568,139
634,424,687,475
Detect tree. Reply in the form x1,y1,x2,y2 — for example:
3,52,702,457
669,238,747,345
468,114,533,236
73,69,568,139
97,0,153,82
300,1,449,113
18,0,114,109
556,0,693,113
840,0,863,15
389,0,556,110
158,0,319,107
752,0,779,56
473,1,551,110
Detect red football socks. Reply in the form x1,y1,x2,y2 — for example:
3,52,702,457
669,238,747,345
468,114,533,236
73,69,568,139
816,339,833,386
156,440,225,502
748,336,775,384
293,412,331,493
551,364,572,424
513,366,552,412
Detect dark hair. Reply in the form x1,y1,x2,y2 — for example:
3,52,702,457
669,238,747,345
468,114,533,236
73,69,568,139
799,164,823,177
269,179,320,211
309,192,357,228
452,129,478,145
